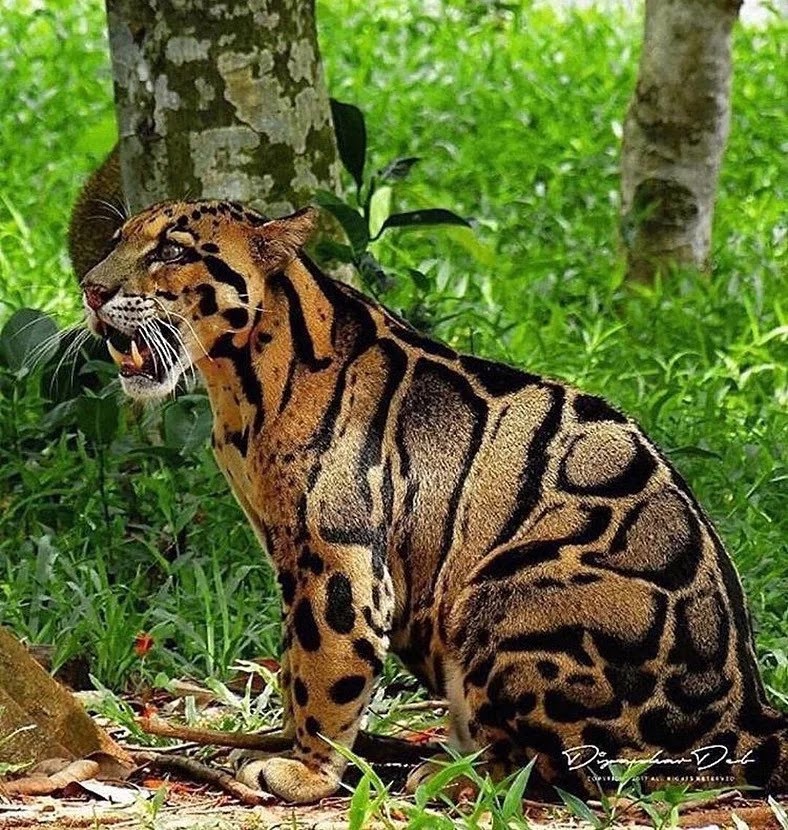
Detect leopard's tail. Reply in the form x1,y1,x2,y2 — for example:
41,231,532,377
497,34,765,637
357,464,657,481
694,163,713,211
751,708,788,793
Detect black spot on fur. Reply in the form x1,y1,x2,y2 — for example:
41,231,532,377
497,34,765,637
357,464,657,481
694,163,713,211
297,547,324,576
536,660,559,680
293,598,321,651
329,674,366,705
208,332,265,430
465,654,495,688
353,638,383,675
500,625,594,667
638,707,721,753
324,573,355,634
278,570,296,606
544,689,621,723
603,664,657,705
223,308,249,328
201,242,220,253
362,606,386,638
196,284,218,316
305,716,321,736
268,272,332,372
294,677,308,706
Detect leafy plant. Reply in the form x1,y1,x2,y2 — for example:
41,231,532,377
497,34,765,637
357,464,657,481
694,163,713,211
557,762,734,830
318,98,471,295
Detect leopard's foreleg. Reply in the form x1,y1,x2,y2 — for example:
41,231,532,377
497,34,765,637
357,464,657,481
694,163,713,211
237,548,392,803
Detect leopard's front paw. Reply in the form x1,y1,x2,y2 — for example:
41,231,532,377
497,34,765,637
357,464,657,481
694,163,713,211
237,757,341,804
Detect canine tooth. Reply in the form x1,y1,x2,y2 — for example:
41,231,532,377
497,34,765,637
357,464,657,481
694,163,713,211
106,340,125,367
130,339,144,369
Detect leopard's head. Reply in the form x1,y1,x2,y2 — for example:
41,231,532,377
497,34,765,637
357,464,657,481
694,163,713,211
81,200,317,399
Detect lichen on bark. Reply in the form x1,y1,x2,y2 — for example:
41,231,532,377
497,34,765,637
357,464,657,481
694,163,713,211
105,0,340,215
620,0,742,280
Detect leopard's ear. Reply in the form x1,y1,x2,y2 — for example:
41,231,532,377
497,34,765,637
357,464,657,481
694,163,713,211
253,206,319,270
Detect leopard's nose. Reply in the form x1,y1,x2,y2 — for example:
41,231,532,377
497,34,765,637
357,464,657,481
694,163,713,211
83,283,119,310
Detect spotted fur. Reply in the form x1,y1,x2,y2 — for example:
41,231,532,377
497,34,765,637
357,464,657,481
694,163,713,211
81,201,787,803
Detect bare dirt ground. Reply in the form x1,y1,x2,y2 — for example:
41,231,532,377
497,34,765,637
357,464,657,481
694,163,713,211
2,787,786,830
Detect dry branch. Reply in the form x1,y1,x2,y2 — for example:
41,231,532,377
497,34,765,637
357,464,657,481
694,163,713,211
138,716,441,764
132,751,271,806
3,759,100,796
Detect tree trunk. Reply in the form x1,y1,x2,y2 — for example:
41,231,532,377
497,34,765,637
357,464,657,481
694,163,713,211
620,0,741,281
104,0,340,215
0,628,131,768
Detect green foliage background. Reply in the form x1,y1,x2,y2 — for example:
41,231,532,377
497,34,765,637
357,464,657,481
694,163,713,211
0,0,785,701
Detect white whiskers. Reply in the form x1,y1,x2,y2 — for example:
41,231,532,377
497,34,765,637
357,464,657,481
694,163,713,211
90,198,127,223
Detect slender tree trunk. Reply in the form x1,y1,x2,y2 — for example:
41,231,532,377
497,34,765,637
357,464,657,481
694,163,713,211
620,0,741,280
104,0,340,215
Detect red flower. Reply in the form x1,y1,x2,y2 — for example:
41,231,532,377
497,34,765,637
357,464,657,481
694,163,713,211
134,631,154,658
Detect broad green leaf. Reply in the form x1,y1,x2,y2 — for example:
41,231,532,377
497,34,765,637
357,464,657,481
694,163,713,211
313,188,345,207
368,184,392,238
39,399,77,433
75,393,119,446
163,394,212,453
314,239,354,264
317,201,369,255
415,758,474,807
555,787,603,830
329,98,366,191
0,308,58,373
377,209,471,237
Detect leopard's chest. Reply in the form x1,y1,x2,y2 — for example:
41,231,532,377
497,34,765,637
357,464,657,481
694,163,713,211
212,426,314,547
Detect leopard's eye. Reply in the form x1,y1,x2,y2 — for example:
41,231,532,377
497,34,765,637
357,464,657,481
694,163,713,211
158,241,185,263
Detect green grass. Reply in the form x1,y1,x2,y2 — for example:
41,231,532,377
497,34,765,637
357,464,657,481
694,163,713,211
0,0,786,718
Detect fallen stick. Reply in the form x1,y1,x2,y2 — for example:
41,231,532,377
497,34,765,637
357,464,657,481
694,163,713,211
138,717,291,752
3,759,100,796
132,751,270,807
137,716,441,764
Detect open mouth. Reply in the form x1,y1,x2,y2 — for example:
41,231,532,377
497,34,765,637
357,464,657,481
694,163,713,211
101,322,180,385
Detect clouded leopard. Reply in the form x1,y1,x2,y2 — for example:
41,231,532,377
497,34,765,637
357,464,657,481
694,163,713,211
79,201,787,803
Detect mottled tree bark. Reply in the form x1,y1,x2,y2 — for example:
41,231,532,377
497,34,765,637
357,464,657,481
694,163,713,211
0,628,131,767
620,0,741,280
105,0,340,215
